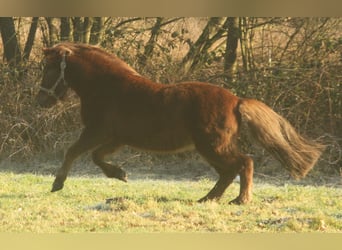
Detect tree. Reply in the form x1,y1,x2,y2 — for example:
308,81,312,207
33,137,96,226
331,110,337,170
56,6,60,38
90,17,106,45
0,17,22,66
180,17,227,74
23,17,39,61
42,17,106,46
239,17,259,73
72,17,93,43
224,17,239,81
82,17,93,43
138,17,164,66
45,17,59,46
60,17,73,42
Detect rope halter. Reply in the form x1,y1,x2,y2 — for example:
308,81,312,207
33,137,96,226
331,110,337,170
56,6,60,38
40,52,68,100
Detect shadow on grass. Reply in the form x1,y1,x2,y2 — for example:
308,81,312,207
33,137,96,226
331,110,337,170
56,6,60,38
0,154,340,189
105,196,194,205
0,193,27,200
85,196,195,212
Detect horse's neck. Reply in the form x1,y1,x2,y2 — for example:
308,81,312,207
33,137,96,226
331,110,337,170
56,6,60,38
67,55,159,99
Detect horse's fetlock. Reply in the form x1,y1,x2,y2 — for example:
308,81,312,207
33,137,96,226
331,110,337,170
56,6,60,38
105,167,127,182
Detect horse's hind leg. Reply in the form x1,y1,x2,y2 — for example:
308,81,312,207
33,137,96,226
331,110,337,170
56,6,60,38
229,156,253,204
91,143,127,182
197,151,253,204
197,152,242,202
197,169,238,202
194,127,254,204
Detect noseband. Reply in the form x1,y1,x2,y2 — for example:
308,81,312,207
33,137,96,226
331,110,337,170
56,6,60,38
40,53,68,100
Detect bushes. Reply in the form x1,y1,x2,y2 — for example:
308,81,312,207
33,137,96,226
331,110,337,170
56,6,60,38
0,17,340,177
0,62,81,160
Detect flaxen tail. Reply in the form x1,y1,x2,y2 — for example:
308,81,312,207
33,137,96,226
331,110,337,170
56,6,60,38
239,98,325,179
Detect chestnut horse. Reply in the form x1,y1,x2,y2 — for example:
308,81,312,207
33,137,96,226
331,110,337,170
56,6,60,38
36,42,325,204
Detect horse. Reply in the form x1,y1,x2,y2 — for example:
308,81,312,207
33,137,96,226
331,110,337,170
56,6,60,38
36,42,325,204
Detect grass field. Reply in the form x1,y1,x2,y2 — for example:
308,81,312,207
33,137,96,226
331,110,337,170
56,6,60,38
0,172,341,233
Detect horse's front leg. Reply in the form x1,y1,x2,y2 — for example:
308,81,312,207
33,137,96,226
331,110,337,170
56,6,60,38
51,128,104,192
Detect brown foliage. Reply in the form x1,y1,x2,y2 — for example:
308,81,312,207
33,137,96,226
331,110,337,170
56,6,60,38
0,17,340,177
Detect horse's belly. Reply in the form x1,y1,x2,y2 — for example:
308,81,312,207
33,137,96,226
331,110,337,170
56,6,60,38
132,142,195,154
125,129,195,153
117,106,195,153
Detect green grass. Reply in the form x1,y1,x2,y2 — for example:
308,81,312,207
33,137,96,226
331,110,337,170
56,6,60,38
0,172,341,232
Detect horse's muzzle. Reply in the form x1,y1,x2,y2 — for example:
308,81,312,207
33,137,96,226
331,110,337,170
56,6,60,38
36,90,58,108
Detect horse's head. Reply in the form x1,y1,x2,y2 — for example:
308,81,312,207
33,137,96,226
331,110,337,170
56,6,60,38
36,45,72,108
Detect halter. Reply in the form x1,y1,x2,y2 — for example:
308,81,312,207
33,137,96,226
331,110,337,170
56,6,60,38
40,53,68,99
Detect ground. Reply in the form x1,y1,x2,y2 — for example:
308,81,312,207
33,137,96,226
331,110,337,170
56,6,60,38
0,146,340,188
0,146,341,233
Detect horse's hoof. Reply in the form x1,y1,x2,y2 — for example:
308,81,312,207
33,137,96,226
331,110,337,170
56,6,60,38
198,195,221,203
228,198,241,205
118,171,128,182
229,197,250,205
113,168,128,182
51,181,64,192
197,197,207,203
105,167,128,182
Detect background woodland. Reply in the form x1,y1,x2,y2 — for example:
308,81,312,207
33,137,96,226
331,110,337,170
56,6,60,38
0,17,341,177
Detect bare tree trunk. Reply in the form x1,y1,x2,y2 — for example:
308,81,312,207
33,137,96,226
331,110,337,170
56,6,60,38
138,17,164,66
23,17,39,61
224,17,239,81
60,17,73,42
0,17,22,66
45,17,59,46
72,17,83,42
90,17,106,44
71,17,94,44
239,17,256,73
82,17,93,43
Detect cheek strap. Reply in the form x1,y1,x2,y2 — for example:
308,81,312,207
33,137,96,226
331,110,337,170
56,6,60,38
40,53,68,99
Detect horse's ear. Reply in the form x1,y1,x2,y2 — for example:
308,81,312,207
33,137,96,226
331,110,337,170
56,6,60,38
59,47,73,56
43,46,72,57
